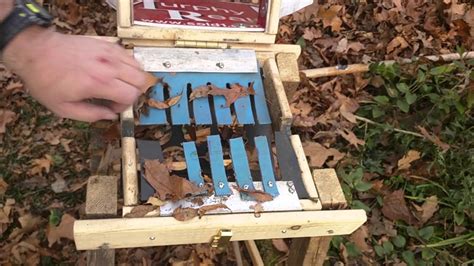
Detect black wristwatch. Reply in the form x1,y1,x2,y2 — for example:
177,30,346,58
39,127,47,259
0,0,53,52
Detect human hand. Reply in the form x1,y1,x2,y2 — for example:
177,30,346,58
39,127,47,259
2,27,146,122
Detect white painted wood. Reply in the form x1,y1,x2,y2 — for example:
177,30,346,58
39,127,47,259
74,209,367,250
134,47,258,73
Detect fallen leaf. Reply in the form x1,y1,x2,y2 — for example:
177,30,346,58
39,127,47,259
250,203,264,217
172,207,198,221
387,36,409,54
30,155,53,175
397,150,421,170
303,142,345,168
419,195,439,224
197,204,230,217
381,190,415,224
417,126,450,152
144,159,203,201
124,205,159,218
247,82,256,95
0,178,8,197
272,239,289,253
336,129,365,147
146,196,166,206
147,92,183,110
318,5,343,32
233,185,273,202
51,175,67,193
349,226,372,253
140,72,161,93
0,109,15,134
189,85,211,101
47,213,76,247
209,83,249,107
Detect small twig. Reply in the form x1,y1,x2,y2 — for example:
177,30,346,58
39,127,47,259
354,115,425,138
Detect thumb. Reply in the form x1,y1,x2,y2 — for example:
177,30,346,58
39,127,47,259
59,102,118,122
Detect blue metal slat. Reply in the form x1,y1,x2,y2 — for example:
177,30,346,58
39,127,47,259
139,73,168,125
182,141,204,187
255,136,279,196
248,72,272,124
168,76,191,125
207,135,232,196
229,137,255,190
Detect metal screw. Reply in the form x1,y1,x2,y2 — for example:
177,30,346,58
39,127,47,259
216,62,224,69
198,182,204,188
287,181,295,194
218,182,225,189
281,229,287,234
149,236,156,240
327,230,334,234
163,61,171,68
268,181,274,187
243,184,249,190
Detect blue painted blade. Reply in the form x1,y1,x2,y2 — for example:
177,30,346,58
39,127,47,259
191,87,213,125
207,135,232,196
250,73,272,124
232,85,255,125
139,73,167,125
255,136,279,196
169,81,190,125
183,141,204,187
229,137,255,190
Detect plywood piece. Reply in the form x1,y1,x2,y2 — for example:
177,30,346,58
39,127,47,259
74,209,367,250
244,240,264,266
87,249,115,266
262,58,292,133
313,169,347,209
276,53,300,100
85,176,118,218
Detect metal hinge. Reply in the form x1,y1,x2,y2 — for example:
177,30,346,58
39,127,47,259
175,40,229,49
210,229,232,248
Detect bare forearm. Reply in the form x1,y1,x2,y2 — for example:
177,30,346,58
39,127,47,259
0,0,14,21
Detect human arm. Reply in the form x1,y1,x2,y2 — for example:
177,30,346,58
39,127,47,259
1,0,146,122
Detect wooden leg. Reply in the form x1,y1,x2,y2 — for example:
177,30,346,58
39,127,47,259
244,240,264,266
85,175,118,266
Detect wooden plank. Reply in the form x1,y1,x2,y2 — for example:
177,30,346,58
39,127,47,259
117,0,132,28
266,0,281,35
254,136,278,196
276,53,300,100
121,108,139,206
229,138,255,190
73,209,367,250
232,242,244,266
262,58,292,133
117,26,276,44
139,75,167,125
183,141,204,187
244,240,264,266
313,169,347,209
207,135,232,196
85,176,118,266
289,135,320,202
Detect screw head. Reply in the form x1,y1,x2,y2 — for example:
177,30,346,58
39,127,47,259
149,236,156,240
218,182,225,188
216,62,224,69
198,182,204,188
243,184,249,190
163,61,171,68
281,229,287,234
327,230,334,234
268,181,274,187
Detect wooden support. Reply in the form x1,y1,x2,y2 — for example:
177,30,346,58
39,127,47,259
117,0,132,28
276,53,300,100
244,240,264,266
120,106,138,206
266,0,281,35
85,176,118,266
262,58,293,134
301,51,474,78
73,209,366,250
232,242,244,266
288,169,351,266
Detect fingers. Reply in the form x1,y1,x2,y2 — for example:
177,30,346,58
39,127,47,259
116,61,147,89
111,43,142,69
57,102,118,122
109,102,129,113
91,79,141,105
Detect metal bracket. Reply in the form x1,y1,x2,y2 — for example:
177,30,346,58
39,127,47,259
210,229,233,248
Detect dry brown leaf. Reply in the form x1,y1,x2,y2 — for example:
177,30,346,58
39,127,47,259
318,5,343,32
166,94,182,107
303,142,345,168
337,129,365,147
146,196,166,207
30,155,53,175
381,190,415,224
349,226,372,253
419,195,439,224
0,109,15,134
147,98,168,110
272,239,289,253
124,205,159,218
417,126,450,152
140,72,160,93
233,185,273,202
47,213,75,247
144,159,203,201
209,83,249,107
0,177,8,198
189,85,211,101
197,204,230,217
397,150,421,170
247,81,256,95
172,207,198,221
387,36,409,53
250,203,264,217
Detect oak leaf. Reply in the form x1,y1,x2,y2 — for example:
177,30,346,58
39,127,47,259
197,204,230,217
303,142,345,168
233,185,273,202
47,213,75,247
336,129,365,147
124,205,159,218
381,190,415,224
147,93,182,110
318,5,343,32
417,126,450,152
189,85,211,101
397,150,421,170
419,195,439,224
0,109,15,134
172,207,198,221
140,72,161,93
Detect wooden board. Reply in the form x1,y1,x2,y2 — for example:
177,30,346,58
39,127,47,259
120,107,139,206
74,209,367,250
276,52,300,100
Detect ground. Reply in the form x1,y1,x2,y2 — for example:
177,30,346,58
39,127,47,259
0,0,473,265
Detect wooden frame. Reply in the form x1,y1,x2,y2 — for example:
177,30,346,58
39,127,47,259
117,0,282,45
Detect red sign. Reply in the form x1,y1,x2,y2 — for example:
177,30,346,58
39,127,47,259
134,0,266,31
